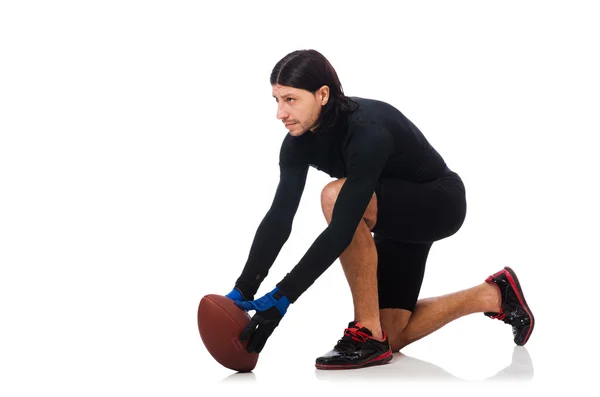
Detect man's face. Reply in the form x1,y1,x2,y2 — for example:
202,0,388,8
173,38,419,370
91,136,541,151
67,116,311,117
272,84,329,136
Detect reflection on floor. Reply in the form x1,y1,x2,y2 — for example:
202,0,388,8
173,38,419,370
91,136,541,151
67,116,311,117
220,345,533,383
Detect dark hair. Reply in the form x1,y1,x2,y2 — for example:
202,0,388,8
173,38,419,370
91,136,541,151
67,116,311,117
270,49,358,133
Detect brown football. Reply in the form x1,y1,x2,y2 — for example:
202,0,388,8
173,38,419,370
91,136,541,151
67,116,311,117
197,294,259,372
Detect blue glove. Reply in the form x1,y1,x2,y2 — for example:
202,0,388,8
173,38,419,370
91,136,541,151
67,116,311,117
225,287,253,302
234,287,290,353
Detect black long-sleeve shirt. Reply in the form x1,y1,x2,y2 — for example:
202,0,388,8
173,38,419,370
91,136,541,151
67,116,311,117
235,96,448,303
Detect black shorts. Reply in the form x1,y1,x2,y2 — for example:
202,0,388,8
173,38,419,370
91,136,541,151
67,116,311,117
370,167,467,311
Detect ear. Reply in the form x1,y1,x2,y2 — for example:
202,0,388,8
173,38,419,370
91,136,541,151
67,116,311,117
318,85,330,106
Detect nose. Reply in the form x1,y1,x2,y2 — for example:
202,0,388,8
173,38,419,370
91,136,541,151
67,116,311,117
276,104,288,120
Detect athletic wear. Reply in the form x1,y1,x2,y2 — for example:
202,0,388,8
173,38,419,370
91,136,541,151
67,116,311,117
234,96,466,304
484,267,535,345
371,169,466,242
225,287,252,302
315,321,392,370
373,170,466,311
236,287,290,353
375,238,431,311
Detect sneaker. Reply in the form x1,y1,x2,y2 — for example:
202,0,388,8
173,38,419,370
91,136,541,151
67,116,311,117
315,321,393,370
484,266,535,346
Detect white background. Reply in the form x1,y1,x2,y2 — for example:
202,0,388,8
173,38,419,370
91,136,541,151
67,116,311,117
1,0,599,395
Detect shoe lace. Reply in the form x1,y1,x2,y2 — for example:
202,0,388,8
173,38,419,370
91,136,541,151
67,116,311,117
490,307,526,325
334,327,371,351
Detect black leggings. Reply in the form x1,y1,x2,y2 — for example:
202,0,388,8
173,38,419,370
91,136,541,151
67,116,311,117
371,167,467,311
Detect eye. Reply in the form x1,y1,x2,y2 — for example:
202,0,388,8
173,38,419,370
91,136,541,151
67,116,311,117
287,98,294,102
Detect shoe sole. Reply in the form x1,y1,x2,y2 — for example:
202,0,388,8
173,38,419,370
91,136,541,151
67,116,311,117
503,266,535,346
315,350,393,370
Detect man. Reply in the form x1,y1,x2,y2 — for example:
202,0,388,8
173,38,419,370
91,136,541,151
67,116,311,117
224,49,534,370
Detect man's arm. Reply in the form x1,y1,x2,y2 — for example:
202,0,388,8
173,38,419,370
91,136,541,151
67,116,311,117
234,137,309,298
276,123,393,302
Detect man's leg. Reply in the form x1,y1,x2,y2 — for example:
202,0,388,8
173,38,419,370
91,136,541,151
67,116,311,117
321,178,502,352
378,258,534,349
380,283,501,352
321,179,383,340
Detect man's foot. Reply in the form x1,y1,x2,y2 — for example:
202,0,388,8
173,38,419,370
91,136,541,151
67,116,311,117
484,266,535,346
315,321,392,370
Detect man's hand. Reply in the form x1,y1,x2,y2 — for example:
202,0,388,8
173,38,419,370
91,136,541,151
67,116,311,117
225,287,253,302
234,287,290,353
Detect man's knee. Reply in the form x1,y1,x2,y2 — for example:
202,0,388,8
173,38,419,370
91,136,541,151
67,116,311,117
380,308,411,352
320,179,344,222
320,178,378,229
388,333,408,352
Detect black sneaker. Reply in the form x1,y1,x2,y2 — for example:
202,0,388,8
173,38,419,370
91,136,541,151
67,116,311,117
315,321,392,370
484,266,535,346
